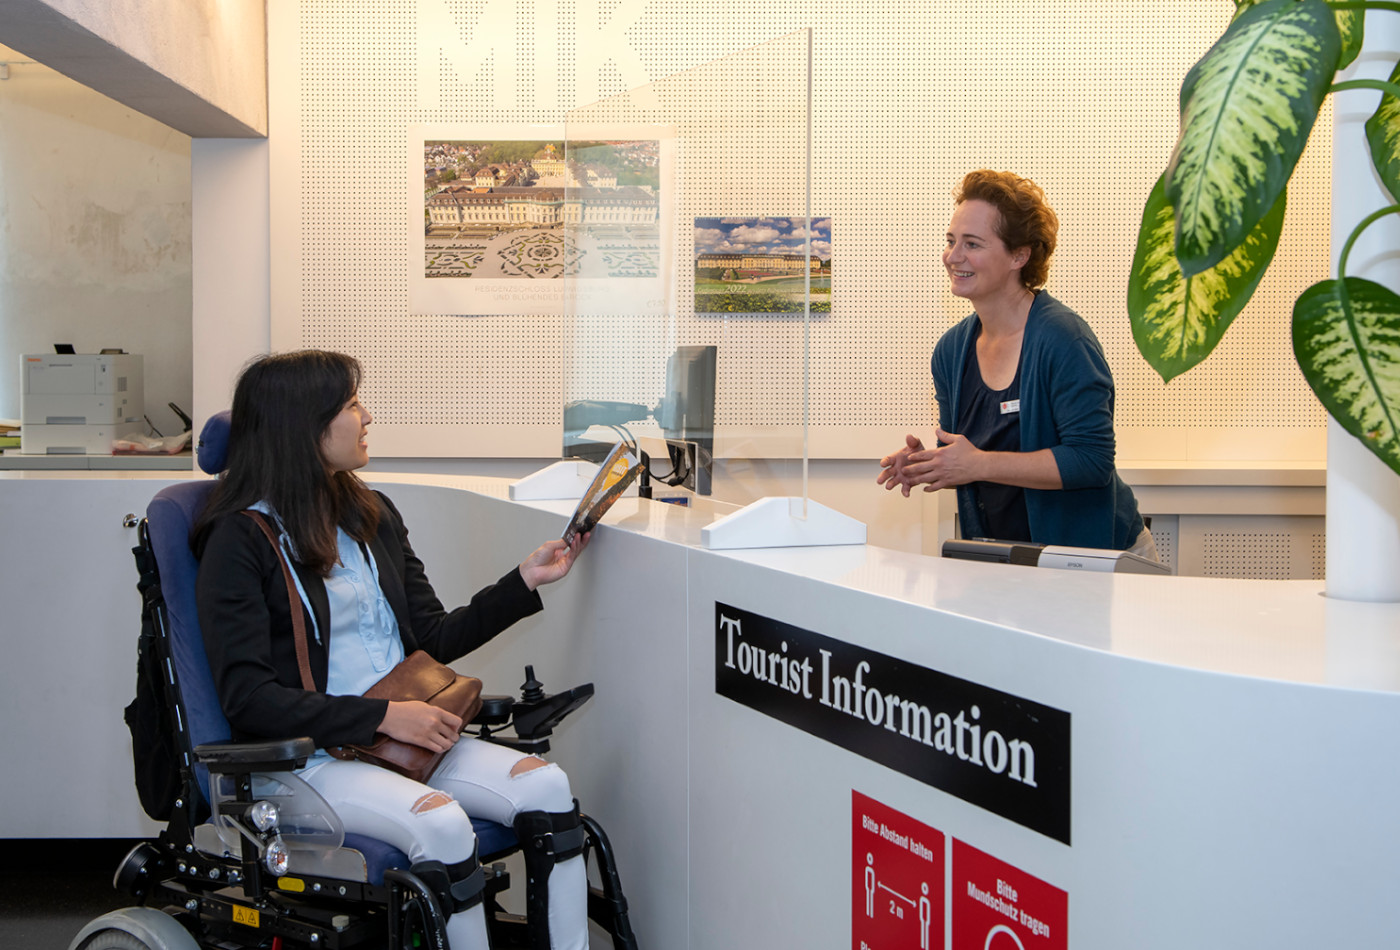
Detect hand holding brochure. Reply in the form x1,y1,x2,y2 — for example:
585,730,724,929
562,442,644,544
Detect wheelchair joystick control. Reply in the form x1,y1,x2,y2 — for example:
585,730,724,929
520,665,546,704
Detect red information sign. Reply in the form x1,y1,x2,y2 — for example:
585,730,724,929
852,791,945,950
950,839,1067,950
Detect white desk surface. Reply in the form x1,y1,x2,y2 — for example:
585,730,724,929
7,468,1392,694
1117,458,1326,486
357,472,1400,696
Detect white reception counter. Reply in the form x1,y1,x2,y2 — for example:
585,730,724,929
3,470,1398,949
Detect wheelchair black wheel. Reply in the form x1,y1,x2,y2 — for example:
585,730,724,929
73,931,157,950
399,899,426,947
397,894,446,950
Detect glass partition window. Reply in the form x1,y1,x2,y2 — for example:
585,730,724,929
562,30,814,510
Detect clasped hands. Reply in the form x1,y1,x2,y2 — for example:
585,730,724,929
876,427,982,496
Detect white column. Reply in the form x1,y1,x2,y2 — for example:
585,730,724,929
1328,10,1400,601
191,139,271,434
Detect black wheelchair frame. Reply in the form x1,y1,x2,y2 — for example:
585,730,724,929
72,512,638,950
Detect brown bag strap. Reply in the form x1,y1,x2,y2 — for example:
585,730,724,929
242,510,316,693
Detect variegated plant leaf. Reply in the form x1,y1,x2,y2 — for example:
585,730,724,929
1232,0,1359,66
1232,0,1360,66
1335,8,1364,70
1129,173,1286,382
1293,277,1400,476
1167,0,1339,277
1364,59,1400,203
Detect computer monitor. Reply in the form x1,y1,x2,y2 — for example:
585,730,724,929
655,345,716,494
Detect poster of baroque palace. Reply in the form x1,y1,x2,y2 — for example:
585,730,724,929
410,124,675,317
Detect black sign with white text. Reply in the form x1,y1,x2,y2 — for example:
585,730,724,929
714,602,1071,843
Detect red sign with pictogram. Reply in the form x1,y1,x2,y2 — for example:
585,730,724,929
852,791,945,950
950,839,1067,950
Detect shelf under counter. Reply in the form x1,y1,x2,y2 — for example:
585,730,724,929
0,450,193,471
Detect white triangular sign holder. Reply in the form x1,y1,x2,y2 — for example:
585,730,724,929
701,496,866,549
508,459,600,501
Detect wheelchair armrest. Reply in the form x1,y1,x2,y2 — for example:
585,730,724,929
194,737,316,773
473,695,514,726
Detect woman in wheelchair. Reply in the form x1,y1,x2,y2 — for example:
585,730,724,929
192,350,592,950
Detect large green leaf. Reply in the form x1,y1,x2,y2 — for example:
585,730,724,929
1335,8,1364,70
1293,277,1400,476
1365,60,1400,203
1232,0,1360,66
1129,173,1286,382
1167,0,1340,277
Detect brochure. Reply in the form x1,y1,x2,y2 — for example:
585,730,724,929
562,442,644,543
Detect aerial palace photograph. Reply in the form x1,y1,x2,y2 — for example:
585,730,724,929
693,216,832,314
423,139,662,280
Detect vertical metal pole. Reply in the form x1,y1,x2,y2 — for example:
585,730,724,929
802,27,813,518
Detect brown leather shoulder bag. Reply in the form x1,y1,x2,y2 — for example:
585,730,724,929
242,510,483,783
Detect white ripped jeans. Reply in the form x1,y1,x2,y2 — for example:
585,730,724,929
301,738,587,950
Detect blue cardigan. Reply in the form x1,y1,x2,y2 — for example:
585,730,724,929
932,292,1144,550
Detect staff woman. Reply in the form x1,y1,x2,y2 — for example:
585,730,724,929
878,170,1154,557
195,350,592,950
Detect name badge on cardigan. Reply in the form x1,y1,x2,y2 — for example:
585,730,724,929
1000,399,1020,414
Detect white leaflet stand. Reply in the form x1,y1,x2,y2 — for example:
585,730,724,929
508,459,599,500
701,496,867,549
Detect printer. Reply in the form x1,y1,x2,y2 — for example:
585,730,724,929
942,538,1170,575
20,353,144,454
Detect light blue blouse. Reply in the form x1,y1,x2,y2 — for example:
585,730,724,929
253,505,405,770
323,527,405,697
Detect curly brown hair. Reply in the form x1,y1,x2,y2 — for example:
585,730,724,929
954,170,1058,289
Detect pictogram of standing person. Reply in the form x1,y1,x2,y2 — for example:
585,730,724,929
920,881,932,949
865,853,876,917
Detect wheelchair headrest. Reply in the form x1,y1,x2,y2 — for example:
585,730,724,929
197,410,232,474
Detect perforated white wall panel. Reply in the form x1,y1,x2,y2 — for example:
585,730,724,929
1147,515,1179,575
1178,515,1326,579
1311,529,1327,579
269,0,1331,459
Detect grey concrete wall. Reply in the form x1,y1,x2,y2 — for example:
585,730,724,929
0,44,192,435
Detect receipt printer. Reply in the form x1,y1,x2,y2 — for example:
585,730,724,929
942,538,1170,575
20,353,144,454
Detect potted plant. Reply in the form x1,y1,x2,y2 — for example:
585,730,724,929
1127,0,1400,474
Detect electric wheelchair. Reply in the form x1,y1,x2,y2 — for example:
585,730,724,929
71,415,638,950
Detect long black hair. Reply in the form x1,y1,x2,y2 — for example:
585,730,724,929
193,350,381,575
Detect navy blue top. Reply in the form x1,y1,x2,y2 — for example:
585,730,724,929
957,336,1031,541
931,292,1144,550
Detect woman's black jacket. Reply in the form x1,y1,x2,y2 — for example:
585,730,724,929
195,491,542,748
